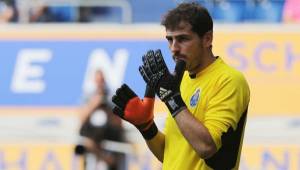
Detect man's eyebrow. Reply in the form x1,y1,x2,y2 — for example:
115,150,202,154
166,33,189,39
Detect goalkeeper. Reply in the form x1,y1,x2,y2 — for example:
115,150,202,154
112,2,250,170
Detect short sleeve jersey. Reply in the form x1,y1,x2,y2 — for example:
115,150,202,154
162,57,250,170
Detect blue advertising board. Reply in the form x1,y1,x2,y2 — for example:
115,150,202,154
0,40,174,106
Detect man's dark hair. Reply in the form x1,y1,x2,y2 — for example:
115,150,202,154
161,2,213,37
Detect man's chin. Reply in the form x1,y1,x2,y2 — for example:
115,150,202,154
174,58,186,63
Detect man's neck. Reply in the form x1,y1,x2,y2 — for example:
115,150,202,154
189,51,216,76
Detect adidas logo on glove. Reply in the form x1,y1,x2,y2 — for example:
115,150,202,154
159,87,172,99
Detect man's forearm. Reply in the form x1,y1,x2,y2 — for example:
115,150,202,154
175,108,217,159
146,131,165,162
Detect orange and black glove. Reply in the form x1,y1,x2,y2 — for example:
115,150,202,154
112,84,157,140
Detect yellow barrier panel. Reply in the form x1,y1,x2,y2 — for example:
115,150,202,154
240,145,300,170
214,31,300,116
0,144,84,170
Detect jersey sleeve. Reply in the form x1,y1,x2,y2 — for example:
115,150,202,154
203,72,250,150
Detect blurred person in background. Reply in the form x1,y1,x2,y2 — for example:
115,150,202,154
0,0,17,22
282,0,300,23
112,2,250,170
76,69,125,170
29,5,54,22
29,4,75,22
78,6,110,22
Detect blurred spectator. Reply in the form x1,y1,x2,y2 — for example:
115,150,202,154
78,6,109,22
78,6,121,23
212,0,245,23
30,5,76,22
29,5,53,22
245,0,284,23
76,69,125,170
0,0,17,22
282,0,300,23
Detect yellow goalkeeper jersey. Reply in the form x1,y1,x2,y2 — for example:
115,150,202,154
162,57,250,170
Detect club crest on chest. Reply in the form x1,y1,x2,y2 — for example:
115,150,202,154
190,88,201,107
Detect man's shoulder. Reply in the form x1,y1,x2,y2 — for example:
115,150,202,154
217,58,246,78
214,59,249,88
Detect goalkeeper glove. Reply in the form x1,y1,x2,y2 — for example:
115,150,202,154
139,49,186,117
112,84,157,140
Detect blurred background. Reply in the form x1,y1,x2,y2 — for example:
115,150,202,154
0,0,300,170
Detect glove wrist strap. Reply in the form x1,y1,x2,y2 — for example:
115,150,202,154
139,122,158,140
165,93,186,117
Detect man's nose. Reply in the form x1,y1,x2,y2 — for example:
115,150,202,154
171,41,180,54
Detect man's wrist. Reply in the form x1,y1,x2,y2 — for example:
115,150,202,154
165,93,186,117
138,122,158,140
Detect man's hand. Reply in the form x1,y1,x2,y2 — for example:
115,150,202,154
139,49,186,117
112,84,158,140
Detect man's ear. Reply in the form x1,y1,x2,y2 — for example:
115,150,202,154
202,31,213,48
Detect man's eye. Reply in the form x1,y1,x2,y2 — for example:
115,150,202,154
167,38,173,43
178,37,188,42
